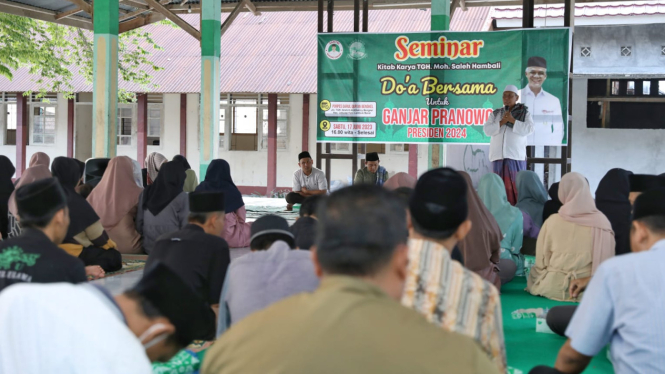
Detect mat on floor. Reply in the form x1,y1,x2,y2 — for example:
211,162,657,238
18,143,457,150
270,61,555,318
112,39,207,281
501,277,613,374
105,257,146,277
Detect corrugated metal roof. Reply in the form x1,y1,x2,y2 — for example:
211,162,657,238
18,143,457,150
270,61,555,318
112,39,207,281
491,1,665,20
450,7,492,31
0,9,491,94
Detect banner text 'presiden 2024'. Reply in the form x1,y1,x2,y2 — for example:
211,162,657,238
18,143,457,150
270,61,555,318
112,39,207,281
317,29,571,146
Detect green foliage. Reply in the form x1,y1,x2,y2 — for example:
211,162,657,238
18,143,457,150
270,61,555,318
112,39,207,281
0,14,164,103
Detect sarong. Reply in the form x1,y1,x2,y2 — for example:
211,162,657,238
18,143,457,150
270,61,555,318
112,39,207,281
492,159,526,206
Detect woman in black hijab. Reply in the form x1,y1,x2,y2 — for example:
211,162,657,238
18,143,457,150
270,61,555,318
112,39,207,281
0,156,15,239
51,157,122,273
542,182,563,224
595,168,633,256
136,161,189,253
195,159,251,247
172,155,199,192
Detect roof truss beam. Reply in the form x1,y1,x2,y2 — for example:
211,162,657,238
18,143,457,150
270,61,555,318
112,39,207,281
55,6,83,19
244,0,261,16
221,0,247,35
0,0,92,29
143,0,201,40
63,0,92,16
119,11,165,32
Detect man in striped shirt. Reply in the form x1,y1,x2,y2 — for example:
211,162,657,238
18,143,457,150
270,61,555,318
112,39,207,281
402,168,507,373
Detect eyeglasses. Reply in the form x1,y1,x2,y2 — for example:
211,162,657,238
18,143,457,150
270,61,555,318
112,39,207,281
528,71,547,77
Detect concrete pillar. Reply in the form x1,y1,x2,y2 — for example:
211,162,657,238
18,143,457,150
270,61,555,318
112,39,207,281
137,93,148,166
431,0,450,30
302,94,310,152
92,0,119,158
267,94,277,195
15,93,28,177
67,98,75,158
199,0,221,179
180,94,187,155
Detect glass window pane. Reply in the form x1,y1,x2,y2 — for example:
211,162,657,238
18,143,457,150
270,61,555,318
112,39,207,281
611,81,620,95
643,81,651,95
277,109,288,120
627,81,635,95
120,136,131,145
45,107,55,115
121,108,132,117
33,107,42,116
33,135,43,144
148,119,160,136
277,120,287,136
44,135,55,144
659,81,665,95
277,138,287,149
6,103,17,130
234,106,257,134
45,118,55,131
219,119,225,134
262,120,268,137
235,99,256,105
149,109,160,118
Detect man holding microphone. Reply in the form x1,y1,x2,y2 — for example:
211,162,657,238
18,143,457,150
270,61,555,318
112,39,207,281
483,85,535,205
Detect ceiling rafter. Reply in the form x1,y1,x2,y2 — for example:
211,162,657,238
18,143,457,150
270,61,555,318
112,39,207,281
143,0,201,40
54,6,83,19
63,0,92,16
221,0,246,35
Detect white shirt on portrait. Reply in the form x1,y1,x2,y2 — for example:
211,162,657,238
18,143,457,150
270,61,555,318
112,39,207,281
521,85,564,146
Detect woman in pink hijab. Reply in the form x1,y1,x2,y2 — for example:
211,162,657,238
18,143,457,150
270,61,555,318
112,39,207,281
87,156,144,254
382,172,416,190
6,165,51,238
527,172,615,301
28,152,50,169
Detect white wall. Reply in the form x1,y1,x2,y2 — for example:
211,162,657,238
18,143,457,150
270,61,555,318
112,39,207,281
0,94,70,173
571,78,665,194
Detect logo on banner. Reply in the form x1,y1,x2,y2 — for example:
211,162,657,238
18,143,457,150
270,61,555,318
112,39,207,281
325,41,343,60
348,40,367,60
320,100,331,111
320,120,331,131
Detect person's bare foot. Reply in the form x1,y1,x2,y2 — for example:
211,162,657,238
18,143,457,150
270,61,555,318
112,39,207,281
85,265,105,280
286,204,293,211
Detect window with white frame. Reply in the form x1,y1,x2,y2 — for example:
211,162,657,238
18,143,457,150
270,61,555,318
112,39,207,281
117,106,133,145
261,106,288,150
389,144,410,152
219,98,229,149
330,143,350,151
1,93,17,145
32,105,56,145
147,104,162,146
217,94,290,151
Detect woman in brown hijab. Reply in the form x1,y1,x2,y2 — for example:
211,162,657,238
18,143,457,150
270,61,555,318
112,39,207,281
7,165,51,238
383,172,416,190
458,171,516,289
87,156,144,254
28,152,51,168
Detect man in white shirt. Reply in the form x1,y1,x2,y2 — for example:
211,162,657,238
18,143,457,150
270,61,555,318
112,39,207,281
530,189,665,374
0,262,216,374
521,56,565,146
285,151,328,211
483,85,535,205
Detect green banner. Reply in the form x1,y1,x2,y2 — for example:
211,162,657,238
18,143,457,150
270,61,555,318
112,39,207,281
317,29,571,146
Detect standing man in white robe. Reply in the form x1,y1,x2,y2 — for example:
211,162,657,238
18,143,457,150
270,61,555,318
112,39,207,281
0,262,215,374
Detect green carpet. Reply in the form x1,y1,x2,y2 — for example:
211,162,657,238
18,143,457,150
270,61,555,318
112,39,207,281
502,277,613,373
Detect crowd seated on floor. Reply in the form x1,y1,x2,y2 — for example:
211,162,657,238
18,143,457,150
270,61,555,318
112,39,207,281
1,151,665,374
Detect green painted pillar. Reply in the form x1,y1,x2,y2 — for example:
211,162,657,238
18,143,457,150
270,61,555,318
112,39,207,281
92,0,119,158
429,0,450,169
431,0,451,31
199,0,221,179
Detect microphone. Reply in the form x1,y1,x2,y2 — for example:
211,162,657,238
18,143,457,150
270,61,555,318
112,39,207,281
504,105,510,112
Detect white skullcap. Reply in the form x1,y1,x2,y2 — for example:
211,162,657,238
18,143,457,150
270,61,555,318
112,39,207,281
504,85,519,95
